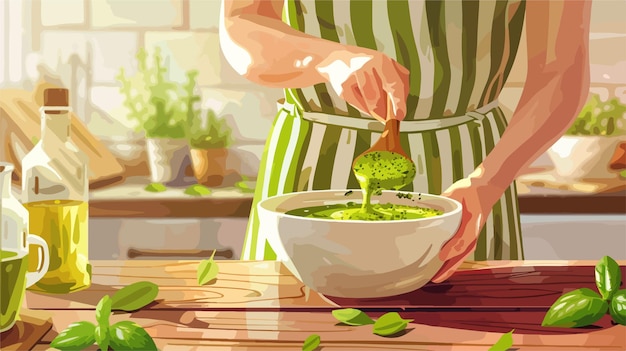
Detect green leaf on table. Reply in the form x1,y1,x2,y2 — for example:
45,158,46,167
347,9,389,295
488,329,514,351
372,312,413,336
302,334,321,351
95,295,112,351
145,183,167,192
331,308,374,326
542,288,608,328
50,321,96,351
595,255,622,300
235,179,255,194
198,250,219,285
96,295,112,327
609,290,626,325
184,184,211,196
111,281,159,312
109,321,157,351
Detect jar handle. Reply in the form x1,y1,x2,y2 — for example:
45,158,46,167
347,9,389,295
25,234,50,288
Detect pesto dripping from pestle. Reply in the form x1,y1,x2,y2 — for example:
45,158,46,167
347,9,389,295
285,98,434,221
351,98,417,216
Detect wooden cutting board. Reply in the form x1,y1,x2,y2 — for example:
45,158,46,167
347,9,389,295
0,309,53,351
0,87,125,189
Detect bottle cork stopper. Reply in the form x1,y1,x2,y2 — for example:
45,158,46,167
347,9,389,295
43,88,69,106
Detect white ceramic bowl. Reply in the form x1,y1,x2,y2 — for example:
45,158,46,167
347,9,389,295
257,190,462,298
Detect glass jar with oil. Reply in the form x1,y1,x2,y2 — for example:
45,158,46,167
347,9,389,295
21,88,91,294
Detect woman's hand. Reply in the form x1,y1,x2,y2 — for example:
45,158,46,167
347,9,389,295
221,0,409,122
316,49,410,121
430,172,503,283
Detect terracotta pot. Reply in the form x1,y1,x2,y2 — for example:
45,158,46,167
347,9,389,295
190,148,228,187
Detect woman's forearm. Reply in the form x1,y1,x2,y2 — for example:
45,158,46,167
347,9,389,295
476,54,590,194
220,0,368,88
472,0,591,196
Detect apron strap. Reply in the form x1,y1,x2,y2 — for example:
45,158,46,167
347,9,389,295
296,99,499,133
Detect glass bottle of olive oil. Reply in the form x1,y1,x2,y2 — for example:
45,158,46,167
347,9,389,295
21,88,91,294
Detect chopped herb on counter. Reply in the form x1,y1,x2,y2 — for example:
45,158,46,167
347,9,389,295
198,250,219,285
144,182,167,192
302,334,321,351
185,184,211,196
488,329,514,351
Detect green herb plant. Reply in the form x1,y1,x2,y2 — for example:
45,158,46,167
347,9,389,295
51,281,159,351
197,250,219,286
542,255,625,327
117,47,187,139
188,108,233,150
566,94,626,136
181,69,233,150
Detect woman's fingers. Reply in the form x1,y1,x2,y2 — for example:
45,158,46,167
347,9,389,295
356,70,387,120
382,60,410,120
335,52,410,122
431,199,483,283
437,199,473,259
340,75,370,117
431,239,477,283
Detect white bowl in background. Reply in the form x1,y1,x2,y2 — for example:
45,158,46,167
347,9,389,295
547,135,624,180
257,190,462,298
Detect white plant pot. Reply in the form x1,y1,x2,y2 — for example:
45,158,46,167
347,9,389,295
145,138,190,184
547,135,625,180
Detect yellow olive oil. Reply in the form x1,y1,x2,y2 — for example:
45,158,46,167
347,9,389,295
24,200,91,293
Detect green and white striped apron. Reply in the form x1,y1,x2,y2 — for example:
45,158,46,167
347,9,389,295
242,0,526,261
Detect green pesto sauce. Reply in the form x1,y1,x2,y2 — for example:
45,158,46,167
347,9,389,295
352,150,417,209
285,202,442,221
287,151,432,221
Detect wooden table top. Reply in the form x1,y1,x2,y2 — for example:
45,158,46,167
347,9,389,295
9,260,626,350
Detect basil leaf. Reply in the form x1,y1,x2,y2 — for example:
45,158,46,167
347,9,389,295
609,289,626,325
50,321,96,351
96,295,112,328
302,334,321,351
372,312,413,336
488,329,514,351
95,326,109,351
198,250,219,286
542,288,609,328
595,255,622,301
109,321,158,351
95,295,111,351
111,281,159,312
331,308,374,326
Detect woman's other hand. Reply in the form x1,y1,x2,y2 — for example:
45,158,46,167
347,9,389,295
431,0,591,283
316,49,410,122
430,169,502,283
